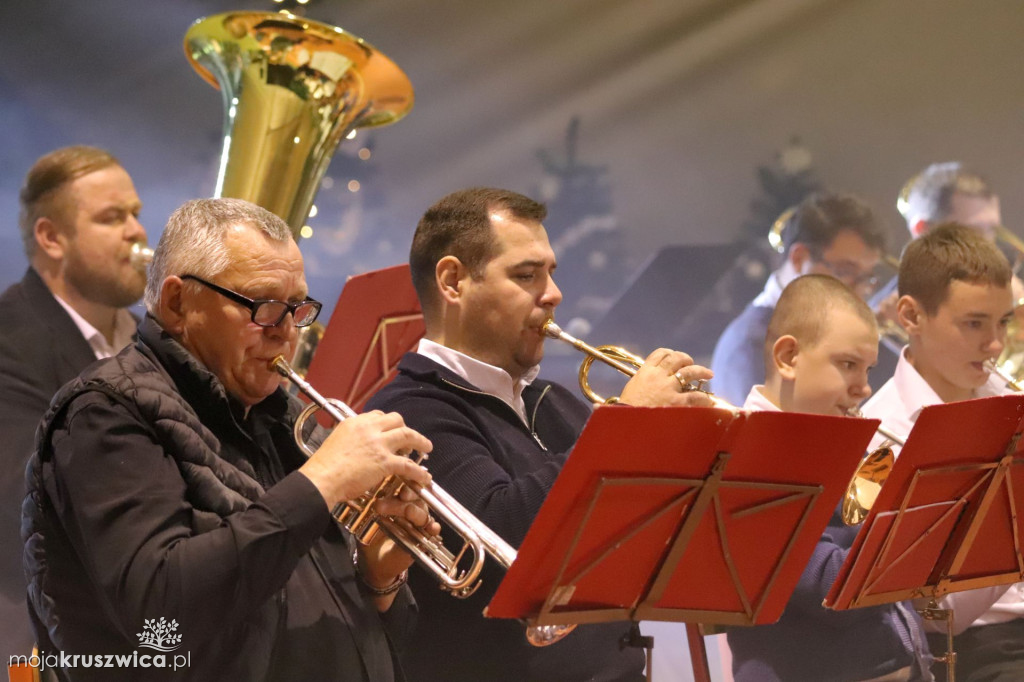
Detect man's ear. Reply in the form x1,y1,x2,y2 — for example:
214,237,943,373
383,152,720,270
435,256,466,305
788,243,811,273
33,217,66,261
896,295,924,335
772,335,800,381
158,276,186,334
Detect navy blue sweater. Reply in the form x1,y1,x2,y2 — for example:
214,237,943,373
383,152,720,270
366,353,645,682
727,506,933,682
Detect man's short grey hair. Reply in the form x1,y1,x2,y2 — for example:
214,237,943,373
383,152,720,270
144,198,293,314
899,161,995,231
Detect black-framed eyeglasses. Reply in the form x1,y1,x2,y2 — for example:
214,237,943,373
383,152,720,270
181,274,322,328
808,253,880,293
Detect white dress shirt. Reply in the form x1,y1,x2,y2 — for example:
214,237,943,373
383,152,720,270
861,346,1024,634
416,338,540,425
53,294,137,359
751,271,785,309
742,385,780,413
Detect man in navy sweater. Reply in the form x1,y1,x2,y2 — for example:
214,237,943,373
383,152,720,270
366,187,714,681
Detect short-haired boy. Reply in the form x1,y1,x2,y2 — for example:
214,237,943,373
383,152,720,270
727,274,934,682
861,223,1023,681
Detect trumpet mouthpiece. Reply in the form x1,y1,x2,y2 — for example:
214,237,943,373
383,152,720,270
129,242,154,270
269,355,289,375
541,320,563,338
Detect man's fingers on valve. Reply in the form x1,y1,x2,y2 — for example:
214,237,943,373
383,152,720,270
675,363,713,387
675,389,715,407
386,453,433,488
382,425,432,463
374,488,441,536
645,348,695,374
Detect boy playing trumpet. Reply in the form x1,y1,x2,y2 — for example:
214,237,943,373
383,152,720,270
860,223,1023,681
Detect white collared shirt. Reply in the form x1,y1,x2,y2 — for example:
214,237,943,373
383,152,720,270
861,346,1005,457
416,338,539,425
53,294,136,360
742,385,780,413
861,346,1023,633
751,271,786,309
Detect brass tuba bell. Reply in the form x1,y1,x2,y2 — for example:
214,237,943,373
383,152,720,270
184,11,414,239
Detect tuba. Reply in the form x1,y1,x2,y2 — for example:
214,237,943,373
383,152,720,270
184,11,414,239
184,11,414,373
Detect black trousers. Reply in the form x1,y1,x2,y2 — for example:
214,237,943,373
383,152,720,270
927,619,1024,682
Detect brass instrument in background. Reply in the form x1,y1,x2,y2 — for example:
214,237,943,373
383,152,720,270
184,11,414,240
541,320,736,409
271,356,575,647
766,206,797,257
184,10,413,373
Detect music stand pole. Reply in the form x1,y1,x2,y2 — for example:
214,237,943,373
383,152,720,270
685,624,712,682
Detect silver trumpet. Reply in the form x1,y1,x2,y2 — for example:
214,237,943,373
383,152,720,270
985,358,1023,392
270,355,575,646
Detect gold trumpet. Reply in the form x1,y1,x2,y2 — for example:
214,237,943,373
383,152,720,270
541,320,735,409
270,355,575,646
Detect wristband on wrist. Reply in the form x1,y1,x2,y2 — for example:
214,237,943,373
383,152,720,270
352,546,409,596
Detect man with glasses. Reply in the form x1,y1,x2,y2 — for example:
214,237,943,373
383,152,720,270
23,198,436,681
710,191,885,405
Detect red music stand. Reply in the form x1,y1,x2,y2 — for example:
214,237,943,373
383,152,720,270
305,264,424,412
486,405,877,681
825,396,1024,680
826,395,1024,608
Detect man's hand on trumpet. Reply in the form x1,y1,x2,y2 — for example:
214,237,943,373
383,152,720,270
299,410,434,512
357,486,442,610
618,348,715,407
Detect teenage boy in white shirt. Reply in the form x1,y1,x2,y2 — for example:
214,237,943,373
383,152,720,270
861,223,1022,682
